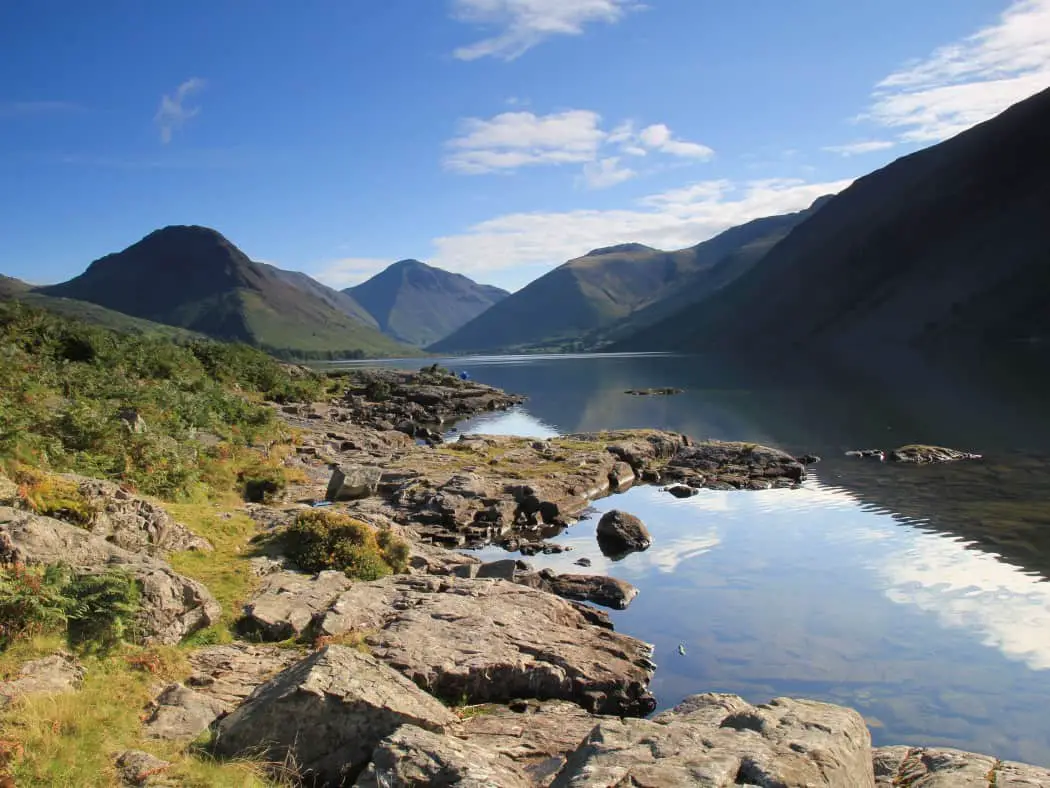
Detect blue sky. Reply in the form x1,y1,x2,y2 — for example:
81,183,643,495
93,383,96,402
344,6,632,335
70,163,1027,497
2,0,1048,292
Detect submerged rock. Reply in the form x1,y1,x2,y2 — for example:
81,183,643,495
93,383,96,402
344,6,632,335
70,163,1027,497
355,724,531,788
537,571,638,611
889,445,982,464
552,693,875,787
316,575,656,716
664,484,698,499
623,388,684,396
213,645,456,786
596,510,651,556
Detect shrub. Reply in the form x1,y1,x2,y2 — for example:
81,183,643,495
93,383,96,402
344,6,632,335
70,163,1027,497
240,465,287,503
364,378,391,403
284,510,409,581
14,470,97,527
0,564,140,653
0,564,69,648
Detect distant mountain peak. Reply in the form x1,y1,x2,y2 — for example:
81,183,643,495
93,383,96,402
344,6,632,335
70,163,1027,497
584,243,658,257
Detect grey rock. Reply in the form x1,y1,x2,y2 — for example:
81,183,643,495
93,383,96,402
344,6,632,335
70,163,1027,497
539,573,638,611
574,557,592,567
607,461,635,491
457,700,609,786
665,484,698,499
666,441,807,487
552,693,874,787
0,651,85,708
61,474,211,554
317,575,656,716
144,683,230,740
213,645,456,786
476,558,530,581
326,464,383,501
241,570,353,640
355,724,531,788
846,449,886,461
595,510,651,555
115,750,175,786
889,445,982,464
186,642,306,706
0,507,220,644
873,745,1050,787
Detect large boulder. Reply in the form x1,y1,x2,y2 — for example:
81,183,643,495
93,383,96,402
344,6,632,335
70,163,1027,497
241,570,353,640
595,510,651,556
213,645,456,786
874,745,1050,787
317,575,656,716
551,693,875,787
0,651,84,708
355,724,531,788
0,507,220,644
326,465,383,501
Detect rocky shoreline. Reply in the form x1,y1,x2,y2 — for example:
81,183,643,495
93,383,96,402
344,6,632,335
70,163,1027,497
1,367,1046,786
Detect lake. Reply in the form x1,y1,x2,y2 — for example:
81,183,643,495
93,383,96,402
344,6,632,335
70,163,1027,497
337,350,1050,766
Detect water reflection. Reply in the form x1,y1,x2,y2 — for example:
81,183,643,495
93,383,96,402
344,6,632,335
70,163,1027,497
454,399,1050,765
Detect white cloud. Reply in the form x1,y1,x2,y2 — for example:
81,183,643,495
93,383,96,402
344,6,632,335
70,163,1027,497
863,0,1050,142
309,257,393,290
445,110,713,180
638,123,714,160
451,0,640,61
155,78,206,144
445,110,605,173
578,157,636,189
822,140,896,157
431,176,852,276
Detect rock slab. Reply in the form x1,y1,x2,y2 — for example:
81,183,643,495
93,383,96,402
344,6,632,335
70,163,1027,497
318,575,656,716
0,651,84,708
874,745,1050,787
551,693,875,787
241,569,353,640
213,645,456,786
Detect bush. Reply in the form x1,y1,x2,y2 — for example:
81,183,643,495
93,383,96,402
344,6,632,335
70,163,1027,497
0,564,69,648
364,378,392,403
284,510,409,581
0,564,139,652
14,470,98,527
240,465,287,503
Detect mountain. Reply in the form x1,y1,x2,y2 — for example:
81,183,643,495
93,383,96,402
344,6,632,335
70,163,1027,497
258,263,380,329
0,275,31,298
38,225,412,358
616,88,1050,356
346,259,509,346
429,202,827,354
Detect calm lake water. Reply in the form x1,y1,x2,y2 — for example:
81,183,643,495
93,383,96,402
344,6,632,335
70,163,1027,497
339,351,1050,765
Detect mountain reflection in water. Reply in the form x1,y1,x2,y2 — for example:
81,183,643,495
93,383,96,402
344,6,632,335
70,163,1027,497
342,349,1050,766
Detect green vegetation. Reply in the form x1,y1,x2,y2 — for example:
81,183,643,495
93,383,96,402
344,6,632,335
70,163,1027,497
0,300,326,499
284,509,410,580
0,564,140,653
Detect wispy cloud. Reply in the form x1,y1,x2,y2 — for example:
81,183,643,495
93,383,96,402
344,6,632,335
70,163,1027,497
822,140,896,157
578,157,636,189
451,0,640,61
444,109,713,188
0,101,82,118
155,78,206,144
310,257,393,290
430,176,852,278
862,0,1050,142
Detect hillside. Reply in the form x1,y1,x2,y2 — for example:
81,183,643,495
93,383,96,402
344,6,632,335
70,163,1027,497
617,88,1050,355
429,204,826,354
38,225,413,359
346,259,508,346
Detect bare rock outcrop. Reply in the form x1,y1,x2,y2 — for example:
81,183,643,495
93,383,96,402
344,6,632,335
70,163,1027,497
456,700,610,786
355,724,532,788
317,575,656,716
241,570,353,640
663,441,807,490
213,645,457,786
0,507,220,644
0,651,85,708
185,642,305,706
889,445,983,464
143,683,230,740
551,693,874,787
874,745,1050,787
